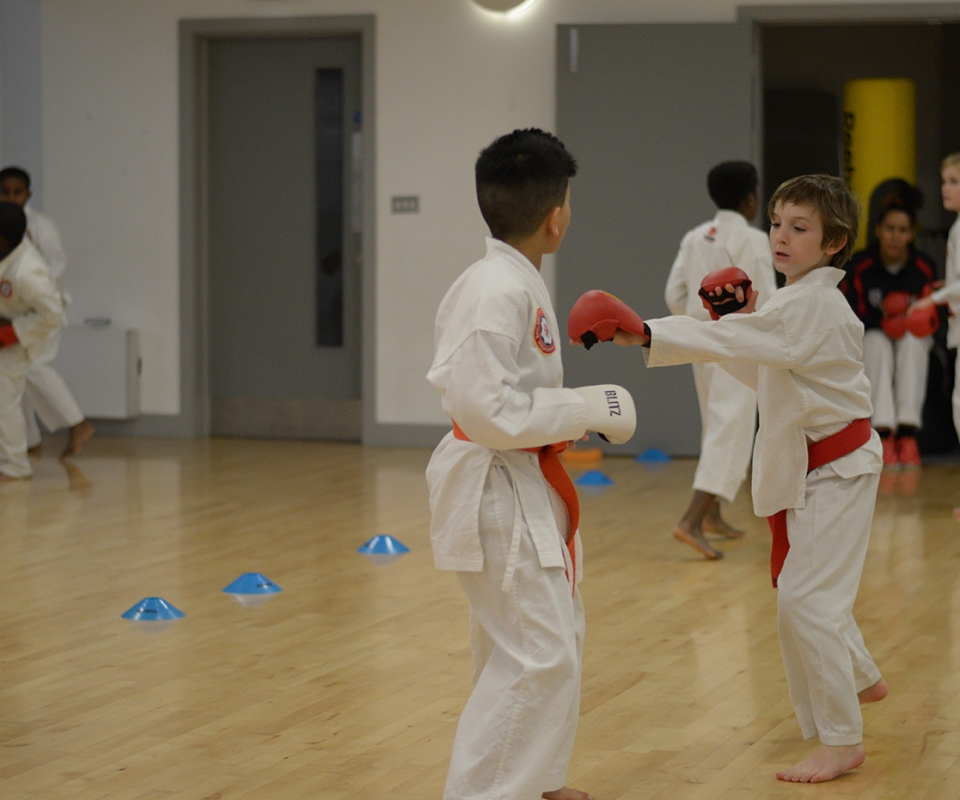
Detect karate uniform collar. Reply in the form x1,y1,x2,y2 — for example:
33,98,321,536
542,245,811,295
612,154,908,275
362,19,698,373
791,265,846,289
714,209,749,227
0,239,28,280
485,236,541,279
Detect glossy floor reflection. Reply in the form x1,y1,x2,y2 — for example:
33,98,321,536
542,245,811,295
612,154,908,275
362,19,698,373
0,437,958,799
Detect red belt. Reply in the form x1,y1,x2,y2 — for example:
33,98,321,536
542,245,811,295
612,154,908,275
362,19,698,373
767,418,872,588
452,421,580,588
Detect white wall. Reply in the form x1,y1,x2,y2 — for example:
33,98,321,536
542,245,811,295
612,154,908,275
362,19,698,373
28,0,956,423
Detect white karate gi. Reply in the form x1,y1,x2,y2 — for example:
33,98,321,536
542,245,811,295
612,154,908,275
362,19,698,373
0,239,64,477
931,218,960,437
664,210,777,502
426,238,590,800
645,267,883,746
861,328,931,430
22,205,83,447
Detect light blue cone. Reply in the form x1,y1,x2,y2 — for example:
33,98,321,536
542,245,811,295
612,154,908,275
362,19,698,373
121,597,185,621
223,573,282,595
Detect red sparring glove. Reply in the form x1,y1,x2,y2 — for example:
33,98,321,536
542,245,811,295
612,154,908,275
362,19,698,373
881,291,911,318
880,291,911,340
567,290,647,349
0,318,16,348
699,267,752,320
906,302,940,338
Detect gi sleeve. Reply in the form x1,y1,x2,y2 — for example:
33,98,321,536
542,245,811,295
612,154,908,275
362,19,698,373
644,305,798,371
436,329,588,451
11,263,64,359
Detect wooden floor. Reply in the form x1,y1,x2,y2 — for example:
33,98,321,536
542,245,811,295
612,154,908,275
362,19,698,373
2,437,960,799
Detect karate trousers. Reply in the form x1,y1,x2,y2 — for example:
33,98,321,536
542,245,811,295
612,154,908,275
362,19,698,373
446,463,584,800
22,328,83,448
0,345,34,478
861,328,932,431
692,362,756,503
776,464,882,746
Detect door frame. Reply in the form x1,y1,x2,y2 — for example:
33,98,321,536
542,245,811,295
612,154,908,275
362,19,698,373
739,2,960,25
178,15,376,439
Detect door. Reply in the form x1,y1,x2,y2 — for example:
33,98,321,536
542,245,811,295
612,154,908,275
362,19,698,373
207,35,362,439
557,23,758,455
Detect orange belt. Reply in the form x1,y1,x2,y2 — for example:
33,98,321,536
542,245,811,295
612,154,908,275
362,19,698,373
452,421,580,588
766,418,872,588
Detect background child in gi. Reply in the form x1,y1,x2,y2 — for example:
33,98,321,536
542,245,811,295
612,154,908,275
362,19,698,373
912,153,960,470
426,129,634,800
0,166,94,458
842,191,936,469
0,202,65,479
664,160,776,559
611,175,887,783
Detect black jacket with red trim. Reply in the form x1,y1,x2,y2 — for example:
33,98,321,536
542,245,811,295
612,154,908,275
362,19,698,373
841,246,936,331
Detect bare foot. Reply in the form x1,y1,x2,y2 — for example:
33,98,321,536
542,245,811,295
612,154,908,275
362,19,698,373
543,788,596,800
954,508,960,523
859,678,888,704
61,419,94,458
673,525,723,559
0,473,17,483
702,512,745,539
776,743,864,783
27,443,42,457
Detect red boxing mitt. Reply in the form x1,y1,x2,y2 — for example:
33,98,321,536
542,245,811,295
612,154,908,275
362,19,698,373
881,291,911,318
906,303,940,338
880,291,912,340
881,315,908,340
568,290,646,349
699,267,752,320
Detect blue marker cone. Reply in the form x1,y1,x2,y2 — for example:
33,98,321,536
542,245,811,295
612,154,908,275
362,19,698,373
574,469,614,496
358,535,410,564
636,448,671,462
121,597,184,633
636,448,671,468
575,470,614,486
223,573,282,608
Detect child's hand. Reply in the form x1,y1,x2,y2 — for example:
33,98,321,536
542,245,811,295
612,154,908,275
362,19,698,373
736,287,759,314
909,295,935,313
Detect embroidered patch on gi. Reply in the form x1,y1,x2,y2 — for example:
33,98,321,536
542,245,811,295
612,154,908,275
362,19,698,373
704,226,717,243
0,280,11,298
534,308,556,354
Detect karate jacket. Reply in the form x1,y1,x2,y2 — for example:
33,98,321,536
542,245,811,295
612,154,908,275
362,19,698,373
426,238,588,573
932,219,960,348
645,267,882,517
0,239,65,360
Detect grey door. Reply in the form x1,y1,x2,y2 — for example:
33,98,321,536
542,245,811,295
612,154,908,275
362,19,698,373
207,35,362,439
557,23,758,455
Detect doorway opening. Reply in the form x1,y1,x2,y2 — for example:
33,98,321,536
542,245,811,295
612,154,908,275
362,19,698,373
761,20,960,455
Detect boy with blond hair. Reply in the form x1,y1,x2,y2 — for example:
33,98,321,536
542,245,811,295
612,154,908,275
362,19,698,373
913,153,960,448
606,175,888,782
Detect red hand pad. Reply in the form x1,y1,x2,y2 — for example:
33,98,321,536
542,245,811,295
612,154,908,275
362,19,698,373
699,267,752,320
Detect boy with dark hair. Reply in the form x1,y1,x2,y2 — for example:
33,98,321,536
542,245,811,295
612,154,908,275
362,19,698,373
0,166,94,458
0,201,64,479
590,175,886,783
664,160,777,558
426,128,635,800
